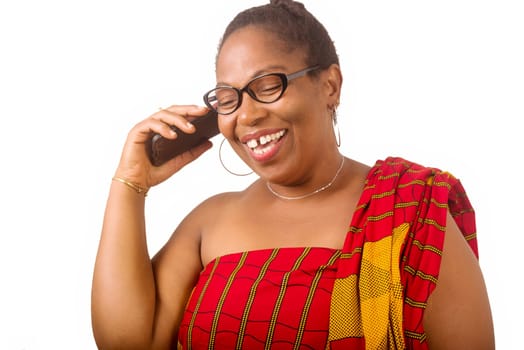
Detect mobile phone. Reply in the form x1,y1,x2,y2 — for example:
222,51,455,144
146,110,219,166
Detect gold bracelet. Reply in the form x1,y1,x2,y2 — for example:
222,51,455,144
112,177,149,196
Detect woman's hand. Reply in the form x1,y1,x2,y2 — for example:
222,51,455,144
114,104,214,190
94,104,214,349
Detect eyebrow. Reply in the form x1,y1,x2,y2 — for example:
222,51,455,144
216,64,288,87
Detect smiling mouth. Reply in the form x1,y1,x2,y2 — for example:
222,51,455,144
245,130,286,155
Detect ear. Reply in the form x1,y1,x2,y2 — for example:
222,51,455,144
323,64,343,110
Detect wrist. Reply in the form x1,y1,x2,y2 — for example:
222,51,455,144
112,177,149,196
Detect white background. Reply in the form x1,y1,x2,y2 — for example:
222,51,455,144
1,0,522,348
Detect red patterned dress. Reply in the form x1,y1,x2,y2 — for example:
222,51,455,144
178,157,478,349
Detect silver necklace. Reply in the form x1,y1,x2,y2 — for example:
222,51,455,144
266,157,345,200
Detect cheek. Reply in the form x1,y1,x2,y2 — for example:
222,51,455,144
279,84,325,123
290,103,332,144
218,115,236,139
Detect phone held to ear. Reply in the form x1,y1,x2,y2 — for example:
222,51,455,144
146,110,219,166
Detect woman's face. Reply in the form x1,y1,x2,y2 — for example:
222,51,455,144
215,26,338,185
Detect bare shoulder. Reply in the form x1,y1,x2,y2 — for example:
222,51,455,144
153,190,244,265
423,211,495,349
191,190,244,218
152,190,247,272
146,190,245,346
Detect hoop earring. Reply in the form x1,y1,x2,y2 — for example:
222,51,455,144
332,107,341,147
219,138,253,176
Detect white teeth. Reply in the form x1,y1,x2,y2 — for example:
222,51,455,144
254,147,268,155
260,135,271,145
246,130,285,150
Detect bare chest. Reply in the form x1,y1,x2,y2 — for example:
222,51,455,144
200,195,357,266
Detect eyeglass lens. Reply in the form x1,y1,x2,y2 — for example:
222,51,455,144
207,74,284,115
204,66,319,115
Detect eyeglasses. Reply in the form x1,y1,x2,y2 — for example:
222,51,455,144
203,65,320,115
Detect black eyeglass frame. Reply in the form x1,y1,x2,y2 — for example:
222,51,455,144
203,65,320,115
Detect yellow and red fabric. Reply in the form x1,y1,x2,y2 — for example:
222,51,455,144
328,157,477,349
178,157,478,349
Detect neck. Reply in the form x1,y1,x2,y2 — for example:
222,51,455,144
266,156,345,201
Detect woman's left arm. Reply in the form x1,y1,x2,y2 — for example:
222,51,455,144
423,211,495,349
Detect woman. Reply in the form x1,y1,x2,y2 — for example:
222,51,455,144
91,1,494,349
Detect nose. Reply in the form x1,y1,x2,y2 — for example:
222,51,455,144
235,91,266,126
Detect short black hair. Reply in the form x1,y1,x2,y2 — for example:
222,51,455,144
217,0,339,71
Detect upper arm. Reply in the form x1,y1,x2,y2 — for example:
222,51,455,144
423,211,495,349
148,206,207,348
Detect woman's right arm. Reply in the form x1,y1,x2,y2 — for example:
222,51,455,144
91,105,213,349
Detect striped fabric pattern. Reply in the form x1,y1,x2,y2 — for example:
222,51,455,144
179,247,341,349
328,157,478,349
178,157,478,349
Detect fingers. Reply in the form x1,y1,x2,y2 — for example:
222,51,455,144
117,105,215,188
155,105,210,135
131,105,210,142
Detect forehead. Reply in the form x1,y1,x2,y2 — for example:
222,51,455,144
216,26,306,85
